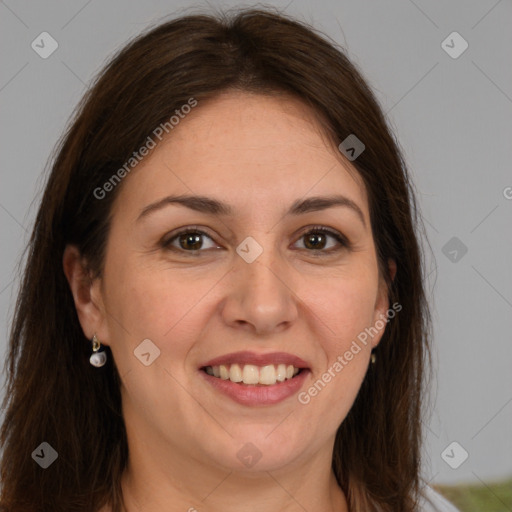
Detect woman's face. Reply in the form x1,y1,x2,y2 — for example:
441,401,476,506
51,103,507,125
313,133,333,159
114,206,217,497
89,91,392,474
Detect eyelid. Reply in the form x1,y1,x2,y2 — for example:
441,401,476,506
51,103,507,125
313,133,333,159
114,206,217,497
161,224,350,254
293,225,350,253
295,224,349,244
161,226,219,249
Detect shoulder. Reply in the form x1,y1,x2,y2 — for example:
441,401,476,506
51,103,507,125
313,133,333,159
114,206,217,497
417,484,460,512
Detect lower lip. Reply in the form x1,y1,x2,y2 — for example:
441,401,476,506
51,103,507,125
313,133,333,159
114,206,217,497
200,369,310,406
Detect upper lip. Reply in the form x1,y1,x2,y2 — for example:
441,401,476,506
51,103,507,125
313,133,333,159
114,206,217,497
200,351,310,369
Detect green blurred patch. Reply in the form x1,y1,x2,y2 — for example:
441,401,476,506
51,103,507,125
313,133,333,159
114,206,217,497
433,478,512,512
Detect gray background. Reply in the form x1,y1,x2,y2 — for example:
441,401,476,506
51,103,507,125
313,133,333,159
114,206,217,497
1,0,511,489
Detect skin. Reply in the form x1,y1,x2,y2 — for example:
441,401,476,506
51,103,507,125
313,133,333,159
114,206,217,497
64,90,396,512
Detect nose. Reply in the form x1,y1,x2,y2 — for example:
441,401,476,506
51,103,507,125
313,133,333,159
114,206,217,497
221,246,299,335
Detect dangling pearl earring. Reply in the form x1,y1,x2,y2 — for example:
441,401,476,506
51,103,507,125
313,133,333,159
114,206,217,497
370,351,377,365
89,334,107,367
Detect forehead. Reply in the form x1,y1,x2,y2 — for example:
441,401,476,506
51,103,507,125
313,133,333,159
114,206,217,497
112,91,368,220
165,91,359,173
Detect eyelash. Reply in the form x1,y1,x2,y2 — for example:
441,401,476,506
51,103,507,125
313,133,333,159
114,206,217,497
161,225,350,256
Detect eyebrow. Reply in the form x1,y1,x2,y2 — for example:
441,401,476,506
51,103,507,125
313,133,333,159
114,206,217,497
137,193,366,227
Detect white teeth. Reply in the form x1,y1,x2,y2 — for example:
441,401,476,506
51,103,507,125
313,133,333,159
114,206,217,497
259,365,276,385
230,363,243,383
204,363,302,385
276,364,287,382
219,365,229,380
242,364,259,384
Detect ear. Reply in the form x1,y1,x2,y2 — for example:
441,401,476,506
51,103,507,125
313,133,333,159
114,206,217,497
371,258,397,348
62,245,110,345
388,257,397,282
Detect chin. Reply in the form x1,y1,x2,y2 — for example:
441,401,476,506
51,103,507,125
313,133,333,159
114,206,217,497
205,432,306,473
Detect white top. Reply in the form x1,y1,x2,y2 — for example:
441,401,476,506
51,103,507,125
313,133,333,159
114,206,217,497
418,485,460,512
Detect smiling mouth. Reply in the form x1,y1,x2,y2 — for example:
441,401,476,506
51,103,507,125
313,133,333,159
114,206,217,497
201,363,304,386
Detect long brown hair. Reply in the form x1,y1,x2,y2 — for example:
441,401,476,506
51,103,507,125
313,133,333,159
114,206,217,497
0,6,432,511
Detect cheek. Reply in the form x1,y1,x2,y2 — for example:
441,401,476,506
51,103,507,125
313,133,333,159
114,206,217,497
298,281,376,429
103,255,218,368
300,271,379,420
306,271,379,352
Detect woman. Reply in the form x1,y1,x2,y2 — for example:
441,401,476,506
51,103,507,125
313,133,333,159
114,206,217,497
0,7,460,512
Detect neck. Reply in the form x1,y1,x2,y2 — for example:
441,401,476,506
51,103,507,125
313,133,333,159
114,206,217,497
120,440,349,512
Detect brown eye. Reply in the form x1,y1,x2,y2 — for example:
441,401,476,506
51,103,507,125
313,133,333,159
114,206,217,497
303,232,328,250
178,232,203,251
162,228,218,252
294,226,349,254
